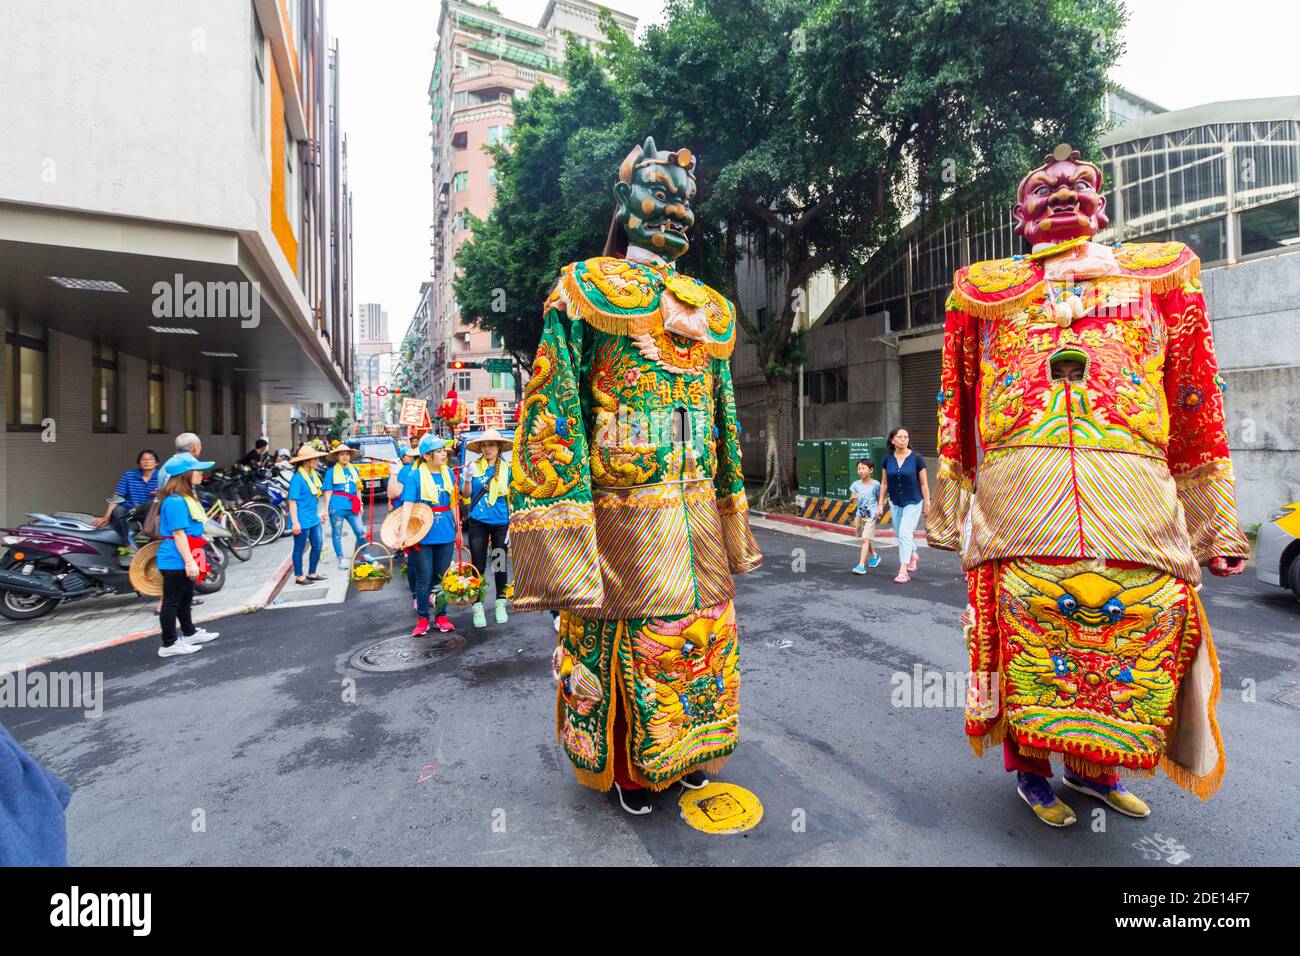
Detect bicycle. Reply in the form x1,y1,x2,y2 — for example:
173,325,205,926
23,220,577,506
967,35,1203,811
200,492,260,562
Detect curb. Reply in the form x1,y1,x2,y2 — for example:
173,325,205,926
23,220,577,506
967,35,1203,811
752,510,928,541
11,555,295,673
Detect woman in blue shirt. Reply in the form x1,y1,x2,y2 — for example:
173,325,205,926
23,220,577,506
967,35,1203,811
878,426,931,583
287,443,329,585
323,445,368,570
155,452,221,658
459,429,512,629
396,433,460,636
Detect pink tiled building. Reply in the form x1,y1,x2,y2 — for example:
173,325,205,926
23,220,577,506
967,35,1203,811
426,0,636,416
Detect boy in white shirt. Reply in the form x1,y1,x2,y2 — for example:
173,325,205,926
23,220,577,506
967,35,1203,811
849,458,882,573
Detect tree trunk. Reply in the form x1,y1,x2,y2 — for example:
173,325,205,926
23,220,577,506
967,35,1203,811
759,371,787,508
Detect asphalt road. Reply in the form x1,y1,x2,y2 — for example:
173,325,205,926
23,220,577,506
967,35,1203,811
6,527,1298,866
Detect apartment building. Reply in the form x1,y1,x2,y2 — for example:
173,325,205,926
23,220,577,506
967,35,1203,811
355,302,394,427
425,0,636,413
0,0,356,524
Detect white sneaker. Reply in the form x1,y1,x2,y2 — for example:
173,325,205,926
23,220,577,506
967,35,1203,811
182,629,219,645
159,642,202,658
338,558,349,570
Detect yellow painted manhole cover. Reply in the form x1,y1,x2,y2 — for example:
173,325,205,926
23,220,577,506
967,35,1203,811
678,781,763,834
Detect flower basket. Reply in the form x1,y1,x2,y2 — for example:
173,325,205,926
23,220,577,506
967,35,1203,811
351,544,395,592
441,561,485,605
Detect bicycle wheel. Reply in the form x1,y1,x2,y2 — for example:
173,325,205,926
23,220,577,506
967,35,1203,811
233,507,266,548
244,502,284,544
221,513,255,562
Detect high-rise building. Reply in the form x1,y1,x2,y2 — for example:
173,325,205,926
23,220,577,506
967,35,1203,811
356,303,393,427
0,0,356,523
426,0,636,417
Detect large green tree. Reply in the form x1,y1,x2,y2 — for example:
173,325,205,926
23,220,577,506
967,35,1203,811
455,0,1125,501
614,0,1124,502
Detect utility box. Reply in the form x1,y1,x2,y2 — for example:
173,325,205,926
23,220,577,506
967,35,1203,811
795,440,824,498
823,437,888,496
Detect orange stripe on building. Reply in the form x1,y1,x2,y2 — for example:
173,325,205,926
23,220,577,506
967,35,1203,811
268,53,299,273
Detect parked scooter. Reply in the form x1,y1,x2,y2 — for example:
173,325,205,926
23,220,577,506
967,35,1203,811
0,508,226,621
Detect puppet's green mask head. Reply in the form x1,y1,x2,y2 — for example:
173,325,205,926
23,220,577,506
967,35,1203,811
613,136,697,262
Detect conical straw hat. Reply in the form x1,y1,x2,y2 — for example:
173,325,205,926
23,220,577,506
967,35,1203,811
128,540,165,597
380,503,435,549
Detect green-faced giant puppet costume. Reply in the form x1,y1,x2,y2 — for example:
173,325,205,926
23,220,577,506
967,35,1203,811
509,137,763,798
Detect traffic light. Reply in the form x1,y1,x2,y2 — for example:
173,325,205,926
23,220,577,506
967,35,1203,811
450,360,482,370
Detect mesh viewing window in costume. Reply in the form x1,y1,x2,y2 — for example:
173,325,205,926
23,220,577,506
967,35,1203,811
508,137,763,803
928,144,1250,827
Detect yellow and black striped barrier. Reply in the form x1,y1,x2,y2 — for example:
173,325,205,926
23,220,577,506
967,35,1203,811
800,497,855,526
798,496,893,529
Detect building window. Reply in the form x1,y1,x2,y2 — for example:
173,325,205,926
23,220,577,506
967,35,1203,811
4,315,48,430
490,331,503,349
490,371,515,390
185,374,198,432
1172,218,1227,264
251,11,266,152
487,125,509,146
452,130,468,149
1240,200,1300,257
212,380,224,434
453,211,468,232
285,120,299,233
487,167,498,188
455,371,472,392
803,367,848,405
453,171,469,192
92,343,120,433
148,361,167,433
232,388,245,438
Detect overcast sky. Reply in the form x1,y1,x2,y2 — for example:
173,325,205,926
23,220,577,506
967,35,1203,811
329,0,1299,349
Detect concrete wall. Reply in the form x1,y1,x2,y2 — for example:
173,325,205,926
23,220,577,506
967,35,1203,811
1202,252,1300,527
803,310,899,441
3,324,258,526
0,0,269,236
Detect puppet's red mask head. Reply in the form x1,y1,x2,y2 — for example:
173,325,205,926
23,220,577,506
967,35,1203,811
1013,145,1109,247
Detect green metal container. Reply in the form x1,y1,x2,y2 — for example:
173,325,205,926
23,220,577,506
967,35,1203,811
821,439,851,498
795,440,824,498
823,437,888,497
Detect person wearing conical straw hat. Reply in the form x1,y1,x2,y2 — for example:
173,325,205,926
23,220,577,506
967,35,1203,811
288,443,329,586
459,428,513,629
395,433,460,636
324,443,369,570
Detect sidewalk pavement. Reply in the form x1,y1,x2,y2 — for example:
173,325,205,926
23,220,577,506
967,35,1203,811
750,510,930,549
0,538,293,675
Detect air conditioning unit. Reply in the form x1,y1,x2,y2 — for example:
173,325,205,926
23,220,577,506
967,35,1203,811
498,92,511,104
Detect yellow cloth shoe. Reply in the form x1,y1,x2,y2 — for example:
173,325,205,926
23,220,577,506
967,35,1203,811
1063,771,1151,818
1016,772,1077,827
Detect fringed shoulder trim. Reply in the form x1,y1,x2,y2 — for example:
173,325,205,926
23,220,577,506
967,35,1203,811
950,242,1201,319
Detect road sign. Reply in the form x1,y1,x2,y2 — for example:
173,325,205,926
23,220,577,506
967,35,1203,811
376,385,388,397
483,358,513,374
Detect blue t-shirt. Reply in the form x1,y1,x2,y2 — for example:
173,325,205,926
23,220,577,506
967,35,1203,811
114,468,159,508
322,463,361,513
400,464,457,545
884,451,926,507
466,461,510,526
849,478,880,518
288,470,323,529
157,494,205,570
0,720,71,866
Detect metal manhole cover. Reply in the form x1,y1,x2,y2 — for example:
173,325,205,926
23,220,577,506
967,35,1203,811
349,633,465,672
